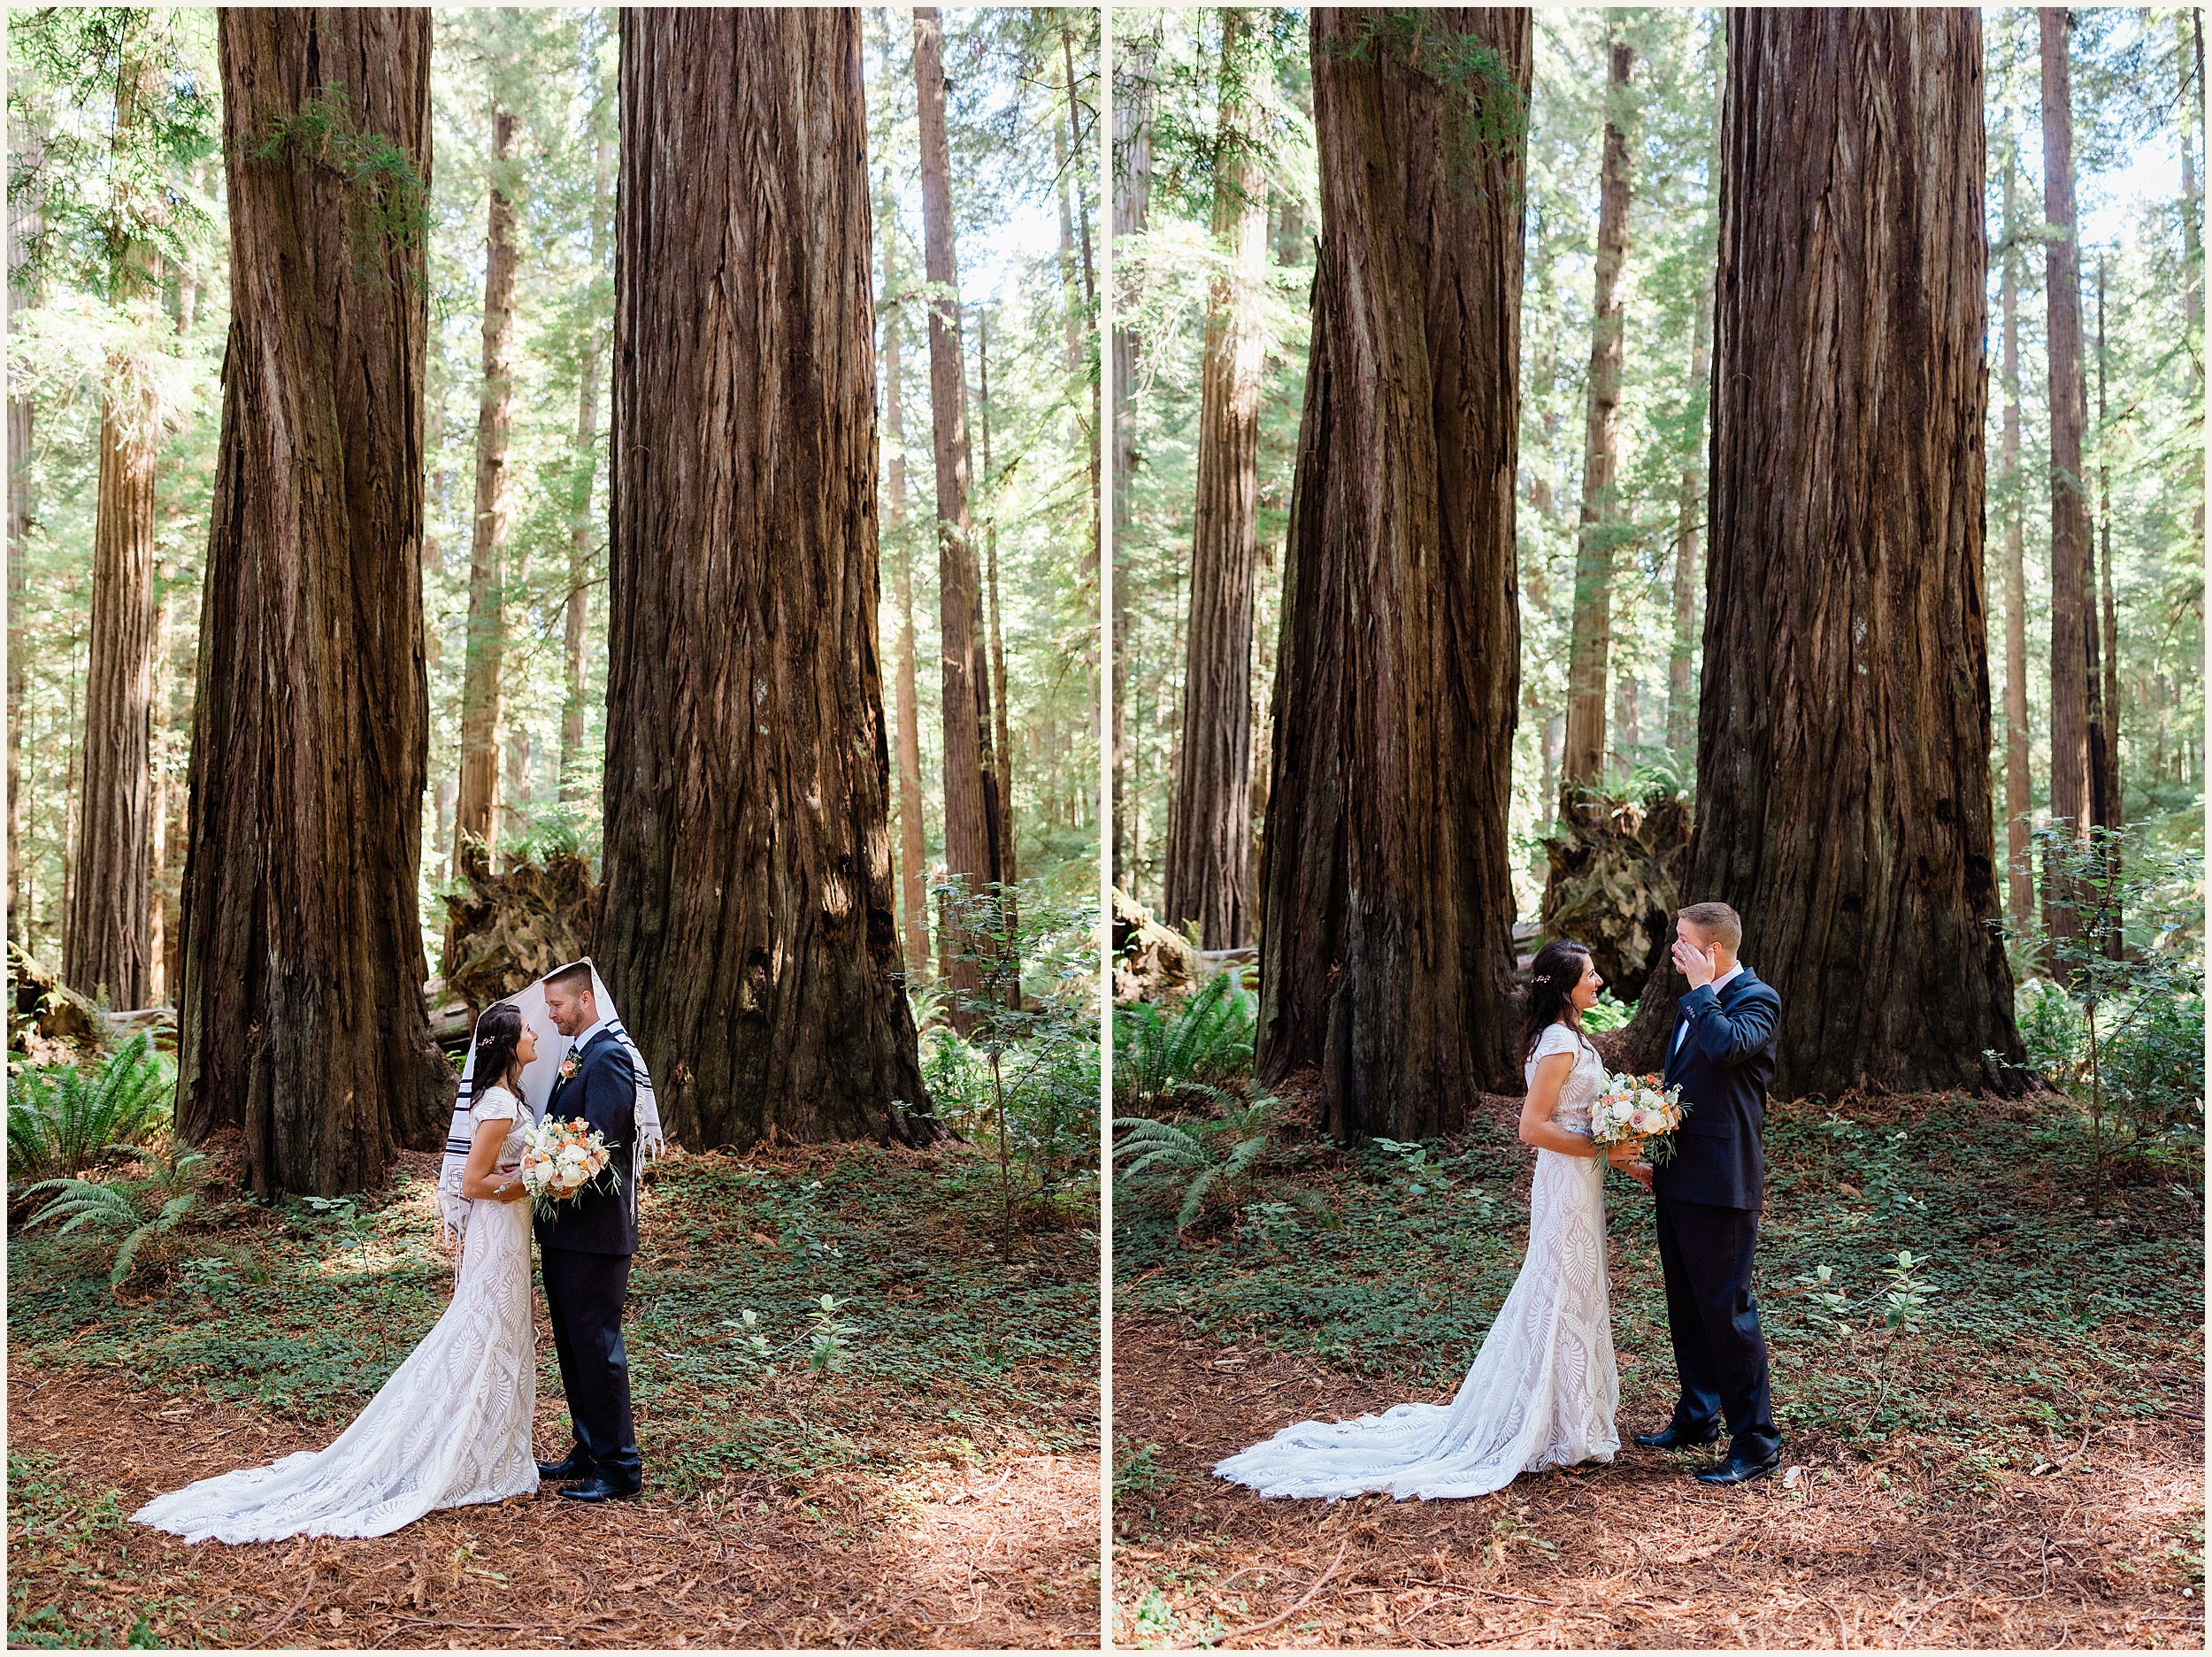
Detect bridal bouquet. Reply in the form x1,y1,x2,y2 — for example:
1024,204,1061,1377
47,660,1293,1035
1591,1072,1687,1168
518,1117,617,1220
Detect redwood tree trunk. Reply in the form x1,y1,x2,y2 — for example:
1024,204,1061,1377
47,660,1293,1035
882,231,930,978
1111,19,1157,891
2000,140,2034,931
1665,271,1711,754
1618,7,2022,1096
561,129,613,803
68,398,157,1008
601,6,933,1149
454,103,518,871
2040,5,2093,946
1256,7,1532,1137
978,306,1016,908
66,55,162,1009
914,6,1003,1025
6,132,36,947
1164,8,1267,950
177,6,449,1193
1561,30,1633,791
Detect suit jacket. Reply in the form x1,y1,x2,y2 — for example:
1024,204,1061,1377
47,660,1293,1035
533,1026,640,1256
1652,966,1781,1212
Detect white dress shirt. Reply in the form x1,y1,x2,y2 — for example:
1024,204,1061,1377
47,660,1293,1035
1672,960,1746,1056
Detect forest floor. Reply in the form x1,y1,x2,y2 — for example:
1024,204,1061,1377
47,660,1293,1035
1113,1083,2204,1648
9,1140,1101,1649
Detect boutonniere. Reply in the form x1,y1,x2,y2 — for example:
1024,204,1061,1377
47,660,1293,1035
557,1053,581,1083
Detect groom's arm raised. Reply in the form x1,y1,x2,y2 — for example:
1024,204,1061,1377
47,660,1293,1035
1675,981,1779,1068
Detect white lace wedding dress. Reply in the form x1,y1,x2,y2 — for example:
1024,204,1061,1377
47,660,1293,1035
134,1087,540,1542
1214,1021,1620,1500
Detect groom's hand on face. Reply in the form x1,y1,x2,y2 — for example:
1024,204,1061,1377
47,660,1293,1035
1671,936,1717,989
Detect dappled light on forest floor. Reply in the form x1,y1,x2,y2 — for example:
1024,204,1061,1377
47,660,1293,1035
1111,1318,2201,1649
10,1368,1098,1648
1114,1085,2203,1648
8,1142,1100,1647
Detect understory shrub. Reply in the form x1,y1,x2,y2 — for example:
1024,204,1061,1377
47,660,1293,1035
7,1034,173,1192
1113,966,1256,1114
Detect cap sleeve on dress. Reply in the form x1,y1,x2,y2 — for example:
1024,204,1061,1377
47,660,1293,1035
1532,1023,1581,1062
470,1085,519,1126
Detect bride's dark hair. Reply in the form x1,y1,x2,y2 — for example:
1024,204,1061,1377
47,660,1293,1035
467,1003,526,1103
1522,940,1594,1063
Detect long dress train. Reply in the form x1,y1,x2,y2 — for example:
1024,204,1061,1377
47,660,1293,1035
133,1089,540,1542
1213,1021,1620,1500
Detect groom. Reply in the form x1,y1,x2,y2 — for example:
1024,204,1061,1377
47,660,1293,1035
1624,901,1785,1485
534,962,644,1501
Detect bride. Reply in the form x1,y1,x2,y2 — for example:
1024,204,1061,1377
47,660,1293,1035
1214,940,1637,1500
134,1006,543,1542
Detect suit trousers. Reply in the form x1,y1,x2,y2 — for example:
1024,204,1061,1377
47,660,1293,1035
1653,1194,1779,1458
540,1246,641,1480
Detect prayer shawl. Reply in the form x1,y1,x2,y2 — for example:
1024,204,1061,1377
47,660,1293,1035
437,959,667,1243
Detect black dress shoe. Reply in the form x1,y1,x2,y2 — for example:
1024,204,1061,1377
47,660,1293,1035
536,1453,596,1481
557,1474,643,1502
1634,1423,1722,1451
1696,1445,1784,1485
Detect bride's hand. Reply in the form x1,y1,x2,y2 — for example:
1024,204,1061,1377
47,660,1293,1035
1623,1161,1654,1189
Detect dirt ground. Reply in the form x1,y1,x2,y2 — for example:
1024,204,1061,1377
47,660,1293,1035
10,1362,1101,1649
1111,1319,2204,1649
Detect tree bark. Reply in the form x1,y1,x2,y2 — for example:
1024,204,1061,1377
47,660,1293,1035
560,128,613,804
1256,7,1532,1136
1561,29,1633,791
1618,7,2022,1096
977,305,1017,910
454,102,518,871
1665,265,1714,754
6,127,37,947
66,53,164,1009
2095,251,2123,957
2040,6,2093,925
1164,8,1267,951
913,6,1004,1027
1111,18,1157,893
2000,137,2034,932
2096,252,2119,829
177,6,449,1193
1063,17,1102,591
1053,66,1081,379
602,6,933,1149
883,222,930,978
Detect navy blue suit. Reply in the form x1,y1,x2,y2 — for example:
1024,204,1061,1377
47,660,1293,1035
1651,967,1782,1459
534,1025,641,1482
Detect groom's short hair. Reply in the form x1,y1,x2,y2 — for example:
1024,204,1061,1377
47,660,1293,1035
1678,901,1742,953
545,961,595,996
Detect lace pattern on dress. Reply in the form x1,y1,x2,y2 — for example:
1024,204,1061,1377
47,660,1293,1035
132,1092,539,1542
1212,1021,1619,1500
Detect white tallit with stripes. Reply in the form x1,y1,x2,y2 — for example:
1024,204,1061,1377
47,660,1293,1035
437,959,666,1243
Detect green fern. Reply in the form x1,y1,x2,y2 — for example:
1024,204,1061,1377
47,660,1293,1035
1114,968,1256,1111
7,1034,173,1188
23,1141,208,1294
1111,1096,1276,1234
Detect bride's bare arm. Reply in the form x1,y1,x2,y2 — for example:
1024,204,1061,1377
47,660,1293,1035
1518,1052,1598,1157
460,1114,527,1201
